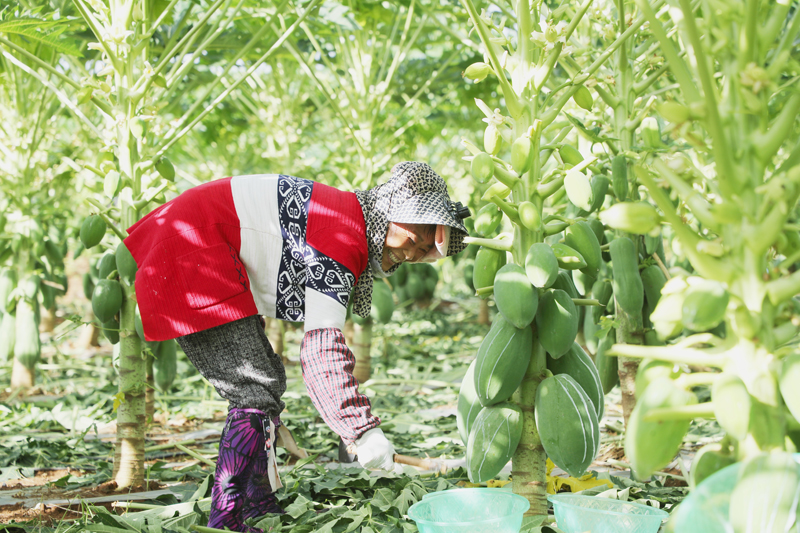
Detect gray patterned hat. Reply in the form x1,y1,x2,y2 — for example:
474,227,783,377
352,162,470,318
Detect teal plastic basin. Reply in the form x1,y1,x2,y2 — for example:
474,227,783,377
408,488,530,533
549,493,668,533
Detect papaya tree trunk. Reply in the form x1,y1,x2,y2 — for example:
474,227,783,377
352,321,372,384
265,317,286,364
145,353,154,423
611,0,643,425
511,338,548,516
10,358,34,389
78,323,100,349
616,312,643,427
40,305,56,333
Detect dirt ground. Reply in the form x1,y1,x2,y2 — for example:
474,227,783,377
0,468,163,527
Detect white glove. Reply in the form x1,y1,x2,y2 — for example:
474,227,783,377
354,428,396,471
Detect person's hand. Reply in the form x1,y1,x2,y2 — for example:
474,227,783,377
354,428,396,471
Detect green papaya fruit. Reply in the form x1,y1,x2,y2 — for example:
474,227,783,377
474,315,533,406
536,289,579,358
494,264,538,328
547,342,605,420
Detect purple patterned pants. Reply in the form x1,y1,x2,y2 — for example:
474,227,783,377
208,408,285,532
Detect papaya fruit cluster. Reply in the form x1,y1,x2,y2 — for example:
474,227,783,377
0,218,70,373
459,230,616,482
390,262,439,305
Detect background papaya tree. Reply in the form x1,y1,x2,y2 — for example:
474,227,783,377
279,0,478,381
453,0,665,520
0,5,89,389
601,0,800,527
549,0,680,425
63,0,322,489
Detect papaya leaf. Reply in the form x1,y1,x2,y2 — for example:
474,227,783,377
564,112,617,144
0,26,83,57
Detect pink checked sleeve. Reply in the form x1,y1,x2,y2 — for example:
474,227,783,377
300,328,381,443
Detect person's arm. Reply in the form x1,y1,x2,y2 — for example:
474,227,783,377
299,327,380,443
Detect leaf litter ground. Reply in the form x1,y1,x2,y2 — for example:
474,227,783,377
0,295,714,532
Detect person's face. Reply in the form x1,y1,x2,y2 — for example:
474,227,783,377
382,222,435,271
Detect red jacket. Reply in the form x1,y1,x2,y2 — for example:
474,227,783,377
125,175,368,342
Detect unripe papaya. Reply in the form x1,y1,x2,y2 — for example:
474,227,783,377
595,330,619,394
474,315,532,406
464,263,475,292
564,170,593,212
405,273,425,300
80,215,106,249
82,273,95,301
511,137,534,174
681,280,729,332
640,117,662,149
552,271,579,299
640,264,667,309
547,342,605,420
43,239,64,270
0,269,17,309
493,264,538,329
591,279,613,307
536,289,579,358
457,360,482,445
474,204,503,236
657,101,690,124
92,279,123,323
525,243,558,288
518,201,542,232
610,237,643,316
464,62,492,82
0,311,15,361
370,282,395,324
599,202,661,235
780,353,800,424
20,275,40,299
551,242,587,270
116,242,138,285
711,373,750,441
585,174,609,214
535,374,600,478
635,358,680,398
583,299,602,354
155,157,176,182
572,86,593,110
467,402,523,483
484,124,501,155
471,152,495,184
97,252,117,280
625,377,696,479
101,318,120,345
650,292,686,340
565,221,602,278
559,145,584,167
154,339,178,392
611,155,628,201
473,247,506,297
730,452,800,533
689,442,735,488
14,298,40,370
482,182,511,201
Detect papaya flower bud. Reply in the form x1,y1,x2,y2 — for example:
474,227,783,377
464,62,492,82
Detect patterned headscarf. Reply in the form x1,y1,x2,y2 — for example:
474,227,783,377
352,162,470,318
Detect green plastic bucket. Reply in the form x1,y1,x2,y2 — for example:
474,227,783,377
548,493,668,533
668,453,800,532
408,488,529,533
